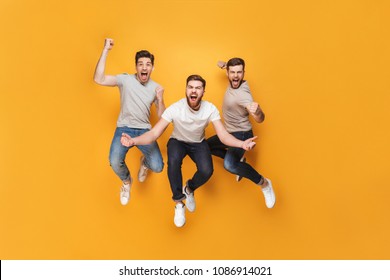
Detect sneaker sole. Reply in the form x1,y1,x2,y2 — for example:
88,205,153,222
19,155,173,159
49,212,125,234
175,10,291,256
174,221,186,227
264,178,276,208
138,156,148,182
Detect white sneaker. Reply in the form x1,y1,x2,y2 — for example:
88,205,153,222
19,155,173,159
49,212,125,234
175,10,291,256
236,156,246,182
184,185,196,212
138,156,149,182
120,178,132,205
174,203,186,227
261,178,276,208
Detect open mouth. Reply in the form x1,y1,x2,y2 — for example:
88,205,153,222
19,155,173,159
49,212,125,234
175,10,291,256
190,94,197,101
140,72,148,79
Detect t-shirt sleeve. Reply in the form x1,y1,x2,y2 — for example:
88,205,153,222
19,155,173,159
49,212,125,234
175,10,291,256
161,105,174,123
210,104,221,122
238,87,254,108
116,73,128,87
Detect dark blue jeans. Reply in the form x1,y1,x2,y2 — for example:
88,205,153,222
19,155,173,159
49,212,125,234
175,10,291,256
207,130,263,184
167,138,214,201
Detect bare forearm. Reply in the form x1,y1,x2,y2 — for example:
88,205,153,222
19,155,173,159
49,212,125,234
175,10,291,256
212,119,256,151
94,49,109,84
156,99,166,118
133,130,158,146
252,110,265,123
218,131,244,148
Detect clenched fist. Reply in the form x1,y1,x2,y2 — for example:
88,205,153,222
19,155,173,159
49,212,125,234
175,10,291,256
121,133,135,147
248,102,261,115
155,86,164,101
104,38,114,50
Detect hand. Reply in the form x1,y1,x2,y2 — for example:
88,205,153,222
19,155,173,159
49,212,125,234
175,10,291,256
121,133,135,147
217,60,227,69
104,38,114,50
248,102,261,116
155,86,164,101
242,136,257,151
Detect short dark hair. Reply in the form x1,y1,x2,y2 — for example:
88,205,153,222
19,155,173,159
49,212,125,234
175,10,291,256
135,50,155,65
186,74,206,89
226,57,245,71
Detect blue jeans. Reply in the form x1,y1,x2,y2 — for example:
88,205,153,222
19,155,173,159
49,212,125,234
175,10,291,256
207,130,263,184
109,127,164,182
167,138,214,201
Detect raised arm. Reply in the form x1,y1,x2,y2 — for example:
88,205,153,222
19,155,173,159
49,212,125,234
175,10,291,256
246,102,265,123
93,38,118,86
121,118,170,147
212,119,257,151
217,60,227,69
154,86,166,118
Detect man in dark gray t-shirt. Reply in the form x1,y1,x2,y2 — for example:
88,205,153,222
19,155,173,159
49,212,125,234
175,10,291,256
207,58,276,209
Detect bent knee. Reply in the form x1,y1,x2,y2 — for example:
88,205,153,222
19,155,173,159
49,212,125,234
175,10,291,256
109,157,124,169
149,161,164,173
200,167,214,179
223,160,238,174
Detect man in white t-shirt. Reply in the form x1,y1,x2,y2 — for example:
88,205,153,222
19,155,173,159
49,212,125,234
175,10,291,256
94,38,165,206
207,58,275,208
120,75,257,227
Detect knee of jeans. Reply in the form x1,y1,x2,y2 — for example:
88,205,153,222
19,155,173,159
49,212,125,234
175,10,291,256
168,157,182,169
109,157,123,170
200,166,214,179
149,160,164,173
223,159,238,173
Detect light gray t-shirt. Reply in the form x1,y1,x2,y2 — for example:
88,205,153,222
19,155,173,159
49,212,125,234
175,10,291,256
162,98,221,143
116,73,160,129
222,81,253,133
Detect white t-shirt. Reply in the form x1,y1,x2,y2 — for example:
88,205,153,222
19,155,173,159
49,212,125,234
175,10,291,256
162,98,221,143
116,73,160,129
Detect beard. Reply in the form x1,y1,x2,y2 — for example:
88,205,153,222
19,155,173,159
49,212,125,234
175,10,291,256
229,78,243,89
186,95,202,110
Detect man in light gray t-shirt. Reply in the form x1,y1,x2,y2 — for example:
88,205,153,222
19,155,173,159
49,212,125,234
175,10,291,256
94,38,165,206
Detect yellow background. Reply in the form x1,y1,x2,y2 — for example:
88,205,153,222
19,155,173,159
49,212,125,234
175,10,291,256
1,0,389,259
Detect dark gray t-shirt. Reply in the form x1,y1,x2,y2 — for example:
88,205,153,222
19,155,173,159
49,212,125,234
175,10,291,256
222,81,253,133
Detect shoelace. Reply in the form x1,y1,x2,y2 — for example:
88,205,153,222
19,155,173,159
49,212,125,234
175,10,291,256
121,186,129,197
